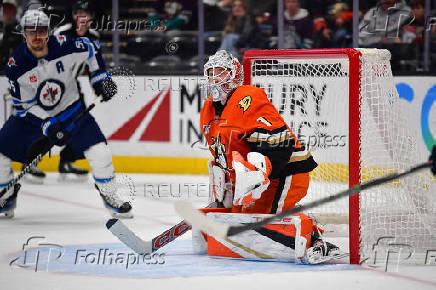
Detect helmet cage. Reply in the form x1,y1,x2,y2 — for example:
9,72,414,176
202,50,243,102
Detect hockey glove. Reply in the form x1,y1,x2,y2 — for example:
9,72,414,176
93,78,117,102
41,117,71,146
232,151,272,207
430,145,436,175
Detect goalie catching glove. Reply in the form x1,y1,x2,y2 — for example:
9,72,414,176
232,151,271,207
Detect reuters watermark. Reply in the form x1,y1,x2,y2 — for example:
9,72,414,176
143,182,209,199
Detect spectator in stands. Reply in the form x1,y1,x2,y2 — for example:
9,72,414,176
402,0,426,44
218,0,266,59
273,0,313,49
0,0,21,68
359,0,412,47
204,0,230,31
149,0,193,31
313,3,353,48
214,0,275,17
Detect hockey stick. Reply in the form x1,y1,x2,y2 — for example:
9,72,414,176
0,66,136,200
106,202,218,254
175,161,433,240
106,218,191,254
0,102,96,199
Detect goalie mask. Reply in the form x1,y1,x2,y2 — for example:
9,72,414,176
203,50,244,103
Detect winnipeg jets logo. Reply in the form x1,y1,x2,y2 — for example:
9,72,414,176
36,79,65,110
210,135,227,169
43,87,59,103
7,57,17,67
56,35,66,46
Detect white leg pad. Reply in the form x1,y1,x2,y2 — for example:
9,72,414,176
0,153,13,185
84,142,115,181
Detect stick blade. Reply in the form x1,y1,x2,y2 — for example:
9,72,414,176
175,201,230,239
106,218,152,254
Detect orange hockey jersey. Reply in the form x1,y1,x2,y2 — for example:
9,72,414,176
200,85,317,179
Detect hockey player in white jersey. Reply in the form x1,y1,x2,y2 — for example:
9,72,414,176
0,9,132,218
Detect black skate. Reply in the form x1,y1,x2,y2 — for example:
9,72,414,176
58,161,89,182
95,184,133,218
0,183,21,218
22,164,45,184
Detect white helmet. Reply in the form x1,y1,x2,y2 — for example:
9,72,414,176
203,50,244,103
20,9,50,33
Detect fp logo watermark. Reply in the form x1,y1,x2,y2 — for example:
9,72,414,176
9,236,64,272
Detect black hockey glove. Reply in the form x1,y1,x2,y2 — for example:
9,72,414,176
41,117,71,146
430,145,436,175
93,78,117,102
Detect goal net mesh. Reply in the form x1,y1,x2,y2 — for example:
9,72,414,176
246,48,436,264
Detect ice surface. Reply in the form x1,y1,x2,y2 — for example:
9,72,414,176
1,173,435,290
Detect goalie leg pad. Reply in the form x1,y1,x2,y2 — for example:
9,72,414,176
208,159,233,208
205,212,314,262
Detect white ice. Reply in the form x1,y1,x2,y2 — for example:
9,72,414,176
1,173,435,290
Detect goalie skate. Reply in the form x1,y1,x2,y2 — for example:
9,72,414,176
0,183,21,219
305,239,348,264
95,184,133,219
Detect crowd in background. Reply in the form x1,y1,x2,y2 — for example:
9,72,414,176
1,0,435,74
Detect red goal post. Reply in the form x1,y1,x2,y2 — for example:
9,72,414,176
242,48,436,265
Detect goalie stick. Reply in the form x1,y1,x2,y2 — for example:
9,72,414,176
106,202,217,254
106,218,191,254
175,161,433,240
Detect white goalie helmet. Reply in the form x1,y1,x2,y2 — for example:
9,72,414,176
20,9,50,35
203,50,244,102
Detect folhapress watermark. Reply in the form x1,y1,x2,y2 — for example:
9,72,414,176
10,236,165,272
75,249,165,269
360,236,436,272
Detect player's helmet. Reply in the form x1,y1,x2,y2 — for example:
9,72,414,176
20,9,50,35
203,50,244,103
72,0,94,18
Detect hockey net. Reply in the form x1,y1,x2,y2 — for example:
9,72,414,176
242,48,436,265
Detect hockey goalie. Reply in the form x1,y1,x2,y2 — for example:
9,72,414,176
193,50,342,264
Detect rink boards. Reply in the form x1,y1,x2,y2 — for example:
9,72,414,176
0,75,434,174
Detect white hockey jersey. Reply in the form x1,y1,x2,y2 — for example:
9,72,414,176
5,35,108,120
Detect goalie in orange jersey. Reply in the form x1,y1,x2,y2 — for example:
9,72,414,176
201,50,317,214
197,50,341,263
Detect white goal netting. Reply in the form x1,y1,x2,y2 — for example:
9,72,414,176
245,48,436,264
